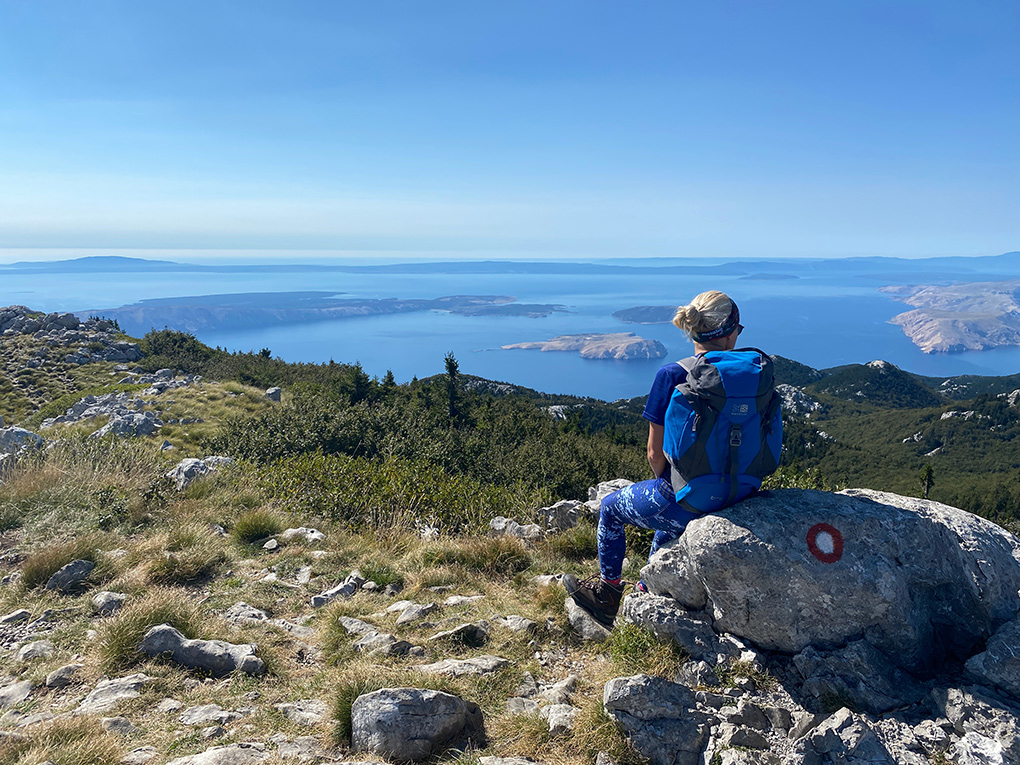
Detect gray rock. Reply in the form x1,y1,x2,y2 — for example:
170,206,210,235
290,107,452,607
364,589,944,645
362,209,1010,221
274,699,326,726
494,615,539,634
262,538,279,551
586,479,633,513
565,598,610,641
0,680,33,708
90,412,162,440
540,703,577,735
46,663,83,687
350,687,484,761
102,716,141,736
395,601,438,626
92,591,128,615
337,616,379,636
506,697,540,715
139,624,266,676
428,622,489,646
155,698,184,713
443,594,485,606
965,617,1020,701
678,660,717,688
479,759,546,765
620,592,726,661
180,704,242,726
602,674,711,765
274,736,326,762
953,731,1007,765
540,499,584,531
0,427,43,454
279,527,326,545
265,387,282,402
643,488,1020,675
792,708,894,763
794,640,928,714
0,609,31,625
121,747,159,765
716,751,780,765
353,632,416,657
931,686,1020,763
540,675,578,705
311,570,365,608
776,383,825,417
719,699,770,730
222,602,269,625
489,516,543,540
415,655,509,676
713,722,769,750
202,726,226,739
166,456,232,490
44,559,95,593
16,639,54,661
77,674,150,714
165,743,267,765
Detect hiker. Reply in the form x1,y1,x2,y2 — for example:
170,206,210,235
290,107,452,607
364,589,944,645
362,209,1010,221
563,290,782,627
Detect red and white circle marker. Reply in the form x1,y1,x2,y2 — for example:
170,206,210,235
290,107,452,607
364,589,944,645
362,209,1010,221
806,523,843,564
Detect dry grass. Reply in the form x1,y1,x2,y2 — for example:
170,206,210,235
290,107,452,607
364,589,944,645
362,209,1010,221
231,507,285,544
20,532,116,590
0,717,125,765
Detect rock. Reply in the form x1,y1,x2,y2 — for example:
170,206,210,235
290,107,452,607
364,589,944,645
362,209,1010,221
719,699,770,730
155,699,184,713
90,412,162,440
953,732,1007,765
443,594,485,606
965,617,1020,700
262,539,279,551
602,674,711,765
776,383,825,417
792,708,894,763
540,703,577,735
102,716,142,736
165,743,267,765
0,680,33,708
274,736,326,761
713,722,769,750
643,488,1020,675
565,598,610,641
415,655,509,676
44,559,95,593
222,602,269,625
0,609,31,625
180,704,242,726
506,697,540,715
274,699,326,726
353,632,416,657
0,427,43,454
539,675,578,705
678,660,717,688
620,592,726,661
931,686,1020,763
586,479,633,513
77,674,150,714
540,499,585,531
279,527,326,545
479,759,547,765
139,624,266,676
121,746,159,764
166,456,232,490
337,616,379,636
202,726,226,740
92,591,128,615
395,601,438,626
46,663,83,687
794,640,928,714
489,516,543,540
16,639,54,661
265,387,282,402
428,622,489,646
350,687,484,761
494,615,539,634
311,570,365,607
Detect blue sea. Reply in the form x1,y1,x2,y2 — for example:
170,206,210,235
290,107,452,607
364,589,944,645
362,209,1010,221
3,255,1020,400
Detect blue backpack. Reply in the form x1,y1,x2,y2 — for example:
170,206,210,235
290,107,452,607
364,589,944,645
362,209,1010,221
662,349,783,514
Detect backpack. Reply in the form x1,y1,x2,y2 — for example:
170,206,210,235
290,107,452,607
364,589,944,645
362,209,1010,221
662,348,783,514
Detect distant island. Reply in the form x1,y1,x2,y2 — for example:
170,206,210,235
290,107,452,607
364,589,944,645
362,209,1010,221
882,281,1020,353
502,332,667,360
85,292,566,336
611,306,675,325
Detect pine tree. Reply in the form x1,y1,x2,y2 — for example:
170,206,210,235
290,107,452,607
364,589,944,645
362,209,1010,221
920,464,934,499
444,352,460,420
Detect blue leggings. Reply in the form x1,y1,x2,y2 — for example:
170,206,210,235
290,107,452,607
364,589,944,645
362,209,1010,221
597,477,704,581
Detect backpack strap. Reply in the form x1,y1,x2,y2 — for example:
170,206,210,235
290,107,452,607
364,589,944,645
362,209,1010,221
728,423,742,504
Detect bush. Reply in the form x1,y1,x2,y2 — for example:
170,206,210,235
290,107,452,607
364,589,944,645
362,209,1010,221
231,508,285,544
95,588,205,672
20,533,113,590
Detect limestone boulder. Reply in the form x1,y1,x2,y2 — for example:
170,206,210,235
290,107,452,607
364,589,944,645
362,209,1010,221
167,456,233,490
0,427,43,454
643,488,1020,674
139,624,265,676
350,687,484,761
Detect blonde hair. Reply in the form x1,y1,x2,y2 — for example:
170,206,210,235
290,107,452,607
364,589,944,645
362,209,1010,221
672,290,736,341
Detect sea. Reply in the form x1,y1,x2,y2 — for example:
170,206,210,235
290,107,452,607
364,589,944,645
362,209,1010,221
3,253,1020,401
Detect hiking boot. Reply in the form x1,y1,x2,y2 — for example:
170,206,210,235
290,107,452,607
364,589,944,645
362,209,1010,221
562,574,624,628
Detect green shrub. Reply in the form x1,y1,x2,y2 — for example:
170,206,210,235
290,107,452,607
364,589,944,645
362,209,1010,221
231,509,285,544
20,533,113,590
95,589,205,672
542,520,598,561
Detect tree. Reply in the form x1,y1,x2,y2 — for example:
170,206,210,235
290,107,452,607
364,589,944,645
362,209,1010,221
919,464,935,499
445,352,460,420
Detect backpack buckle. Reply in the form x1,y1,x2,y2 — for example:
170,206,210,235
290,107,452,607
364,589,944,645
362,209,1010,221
729,427,742,447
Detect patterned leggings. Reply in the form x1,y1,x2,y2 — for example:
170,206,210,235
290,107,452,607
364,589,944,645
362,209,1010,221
597,477,704,581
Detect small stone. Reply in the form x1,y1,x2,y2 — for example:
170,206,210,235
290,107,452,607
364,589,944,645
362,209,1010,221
201,725,226,739
395,602,439,626
179,704,241,726
16,639,54,661
45,663,83,688
102,716,141,736
77,674,150,714
541,703,577,736
274,699,327,726
279,527,326,545
155,699,184,713
506,697,540,715
121,747,158,765
443,595,485,606
0,609,30,625
0,680,33,708
415,655,510,676
92,591,128,615
495,615,539,634
262,539,279,551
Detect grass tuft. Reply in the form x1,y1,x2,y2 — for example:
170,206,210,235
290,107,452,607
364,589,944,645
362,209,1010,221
231,508,285,544
20,532,113,590
606,621,689,679
571,697,647,765
95,588,205,672
0,716,124,765
145,523,229,585
417,535,533,577
541,520,598,561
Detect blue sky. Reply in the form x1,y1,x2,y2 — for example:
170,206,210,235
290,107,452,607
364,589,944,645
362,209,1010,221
0,1,1017,260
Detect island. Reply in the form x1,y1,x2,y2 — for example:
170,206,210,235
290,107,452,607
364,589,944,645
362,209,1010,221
83,292,566,336
611,306,676,325
502,332,667,360
881,281,1020,353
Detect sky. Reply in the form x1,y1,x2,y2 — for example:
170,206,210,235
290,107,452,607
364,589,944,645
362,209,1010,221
0,1,1018,261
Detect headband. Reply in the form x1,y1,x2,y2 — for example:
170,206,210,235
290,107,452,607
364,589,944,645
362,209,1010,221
693,301,740,342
